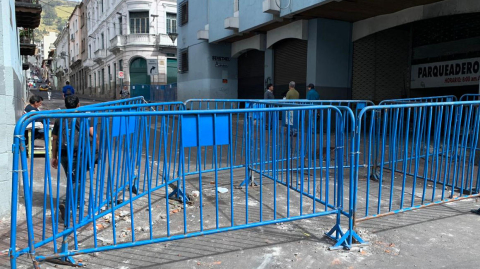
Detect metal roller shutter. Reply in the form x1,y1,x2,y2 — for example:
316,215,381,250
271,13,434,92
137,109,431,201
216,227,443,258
238,50,265,100
274,39,308,99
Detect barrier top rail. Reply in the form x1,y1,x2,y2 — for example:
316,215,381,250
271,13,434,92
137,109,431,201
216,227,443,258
357,100,480,121
19,101,185,124
83,96,147,107
184,99,375,110
379,95,457,105
459,94,480,101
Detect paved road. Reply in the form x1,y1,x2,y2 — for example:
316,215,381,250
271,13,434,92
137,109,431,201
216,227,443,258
29,89,101,111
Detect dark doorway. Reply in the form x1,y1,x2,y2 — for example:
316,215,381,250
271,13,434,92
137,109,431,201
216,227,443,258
274,38,308,99
238,49,265,104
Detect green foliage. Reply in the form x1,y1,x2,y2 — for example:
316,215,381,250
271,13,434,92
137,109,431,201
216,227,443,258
38,0,75,38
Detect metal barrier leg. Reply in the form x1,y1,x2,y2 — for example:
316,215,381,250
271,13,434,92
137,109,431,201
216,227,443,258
60,239,82,267
327,211,366,250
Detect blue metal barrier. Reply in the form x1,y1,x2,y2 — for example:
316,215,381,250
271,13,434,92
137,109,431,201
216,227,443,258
150,83,177,102
354,101,480,225
460,94,480,101
131,85,151,100
379,95,457,105
185,99,375,168
10,103,360,268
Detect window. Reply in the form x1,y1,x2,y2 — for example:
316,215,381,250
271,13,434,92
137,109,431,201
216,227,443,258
179,48,188,73
113,63,116,88
119,16,123,35
81,39,85,53
101,69,105,93
179,1,188,26
166,13,177,34
89,44,91,58
129,12,149,34
101,0,104,13
108,65,111,90
94,72,96,87
119,59,123,71
89,75,92,87
234,0,239,12
101,33,104,49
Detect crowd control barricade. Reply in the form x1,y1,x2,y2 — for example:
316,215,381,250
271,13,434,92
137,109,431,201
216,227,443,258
460,94,480,101
354,101,480,226
10,104,362,268
379,95,457,105
150,83,177,102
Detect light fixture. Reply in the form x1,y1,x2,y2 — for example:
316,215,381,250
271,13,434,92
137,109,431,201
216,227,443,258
168,32,178,44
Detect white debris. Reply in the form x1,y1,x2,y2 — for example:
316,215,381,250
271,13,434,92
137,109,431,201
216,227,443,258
218,187,229,193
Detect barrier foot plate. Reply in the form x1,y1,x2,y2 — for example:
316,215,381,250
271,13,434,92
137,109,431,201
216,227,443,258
326,228,367,250
42,256,83,267
168,185,190,202
238,175,258,188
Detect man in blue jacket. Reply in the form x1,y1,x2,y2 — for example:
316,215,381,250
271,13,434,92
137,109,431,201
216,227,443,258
62,81,75,98
306,83,320,100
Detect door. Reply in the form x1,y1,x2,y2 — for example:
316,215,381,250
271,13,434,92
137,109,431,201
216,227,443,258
238,49,265,103
274,39,308,99
130,57,150,98
167,58,177,84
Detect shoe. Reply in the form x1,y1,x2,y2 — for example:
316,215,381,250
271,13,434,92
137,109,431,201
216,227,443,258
471,209,480,215
59,204,65,221
132,184,138,195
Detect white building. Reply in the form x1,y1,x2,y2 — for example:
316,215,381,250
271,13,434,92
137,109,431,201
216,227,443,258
85,0,177,99
43,32,58,60
53,27,70,90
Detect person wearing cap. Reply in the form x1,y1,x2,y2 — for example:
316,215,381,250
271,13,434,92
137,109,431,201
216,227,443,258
264,83,274,99
306,83,320,100
62,81,75,98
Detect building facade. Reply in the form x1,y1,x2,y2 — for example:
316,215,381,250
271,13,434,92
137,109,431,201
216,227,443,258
0,0,41,217
85,0,177,99
68,4,84,93
53,26,70,90
177,0,480,102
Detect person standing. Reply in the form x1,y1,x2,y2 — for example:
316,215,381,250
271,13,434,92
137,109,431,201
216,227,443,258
306,83,320,100
120,86,130,99
285,81,299,136
264,84,275,130
62,81,75,98
286,81,299,100
51,95,95,222
47,82,53,100
264,83,274,99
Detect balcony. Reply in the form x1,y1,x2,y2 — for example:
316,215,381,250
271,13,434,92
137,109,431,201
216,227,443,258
93,49,106,64
83,59,94,68
197,25,209,41
125,34,157,46
109,35,126,54
19,29,36,56
15,0,42,28
158,33,177,47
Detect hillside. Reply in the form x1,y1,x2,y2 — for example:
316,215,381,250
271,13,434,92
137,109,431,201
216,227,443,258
34,0,78,42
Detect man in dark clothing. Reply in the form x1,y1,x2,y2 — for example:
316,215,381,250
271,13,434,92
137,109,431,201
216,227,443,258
24,95,44,143
62,81,75,98
264,84,275,130
51,95,95,223
24,95,43,113
306,83,320,100
264,83,274,99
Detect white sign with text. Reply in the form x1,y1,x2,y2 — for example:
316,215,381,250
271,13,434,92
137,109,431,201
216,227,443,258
411,57,480,89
